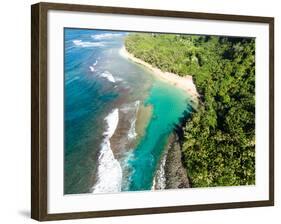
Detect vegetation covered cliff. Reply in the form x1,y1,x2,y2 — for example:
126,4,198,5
125,33,255,187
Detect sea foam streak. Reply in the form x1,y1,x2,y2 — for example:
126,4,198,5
91,33,122,40
73,40,104,48
100,71,115,83
89,60,98,72
89,66,94,72
92,109,122,193
152,153,167,190
128,101,140,139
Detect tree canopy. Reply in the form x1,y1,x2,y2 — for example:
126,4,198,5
125,33,255,187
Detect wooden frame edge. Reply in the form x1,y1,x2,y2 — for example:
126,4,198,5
31,2,274,221
37,2,274,23
268,18,274,205
31,3,48,221
40,200,272,221
31,3,40,220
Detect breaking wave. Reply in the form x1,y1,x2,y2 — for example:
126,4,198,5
100,71,115,83
127,101,140,139
152,153,167,190
73,40,105,48
89,60,98,72
91,33,123,40
92,109,122,193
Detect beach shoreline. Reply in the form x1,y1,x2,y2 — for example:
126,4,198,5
119,46,199,103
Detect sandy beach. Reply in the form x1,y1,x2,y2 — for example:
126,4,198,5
120,47,199,103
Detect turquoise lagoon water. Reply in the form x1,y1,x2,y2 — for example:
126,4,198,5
64,28,192,194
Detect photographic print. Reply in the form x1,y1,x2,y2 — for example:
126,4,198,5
31,3,274,220
64,28,255,195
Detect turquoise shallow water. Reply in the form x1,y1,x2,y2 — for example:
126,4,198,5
127,80,191,191
64,28,192,194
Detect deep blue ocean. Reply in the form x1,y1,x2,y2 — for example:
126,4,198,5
64,28,192,194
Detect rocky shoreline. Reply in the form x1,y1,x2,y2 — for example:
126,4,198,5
153,133,190,190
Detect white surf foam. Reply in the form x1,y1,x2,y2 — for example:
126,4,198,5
114,77,123,82
92,109,122,193
103,109,119,138
91,33,122,40
128,118,137,139
100,71,115,83
152,153,167,190
89,60,98,72
89,66,94,72
127,101,140,139
73,39,104,48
